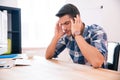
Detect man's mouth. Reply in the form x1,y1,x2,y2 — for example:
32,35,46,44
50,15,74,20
64,30,68,33
65,30,71,34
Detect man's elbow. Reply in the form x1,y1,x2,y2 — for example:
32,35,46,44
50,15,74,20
91,58,104,68
45,54,53,59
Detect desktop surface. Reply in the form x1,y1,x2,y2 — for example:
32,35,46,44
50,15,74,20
0,56,120,80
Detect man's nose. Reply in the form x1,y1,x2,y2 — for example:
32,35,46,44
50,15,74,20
61,25,67,32
62,25,67,30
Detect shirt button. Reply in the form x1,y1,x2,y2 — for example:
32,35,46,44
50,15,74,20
74,52,79,57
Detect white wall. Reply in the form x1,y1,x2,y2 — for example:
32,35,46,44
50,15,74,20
0,0,17,7
103,0,120,43
17,0,66,48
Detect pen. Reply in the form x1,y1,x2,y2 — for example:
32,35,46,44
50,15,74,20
0,65,10,68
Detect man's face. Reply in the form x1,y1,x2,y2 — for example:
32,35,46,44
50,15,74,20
58,15,72,36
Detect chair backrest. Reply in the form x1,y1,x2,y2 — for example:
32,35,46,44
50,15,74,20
107,41,120,71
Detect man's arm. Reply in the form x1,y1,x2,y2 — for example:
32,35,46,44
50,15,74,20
45,35,60,59
75,35,104,68
71,15,105,68
45,22,65,59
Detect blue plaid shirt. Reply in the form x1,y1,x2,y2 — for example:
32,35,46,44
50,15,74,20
53,24,108,68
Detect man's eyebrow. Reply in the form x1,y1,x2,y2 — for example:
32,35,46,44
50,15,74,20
63,21,70,24
60,20,71,25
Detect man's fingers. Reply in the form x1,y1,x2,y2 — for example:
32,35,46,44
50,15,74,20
71,19,74,25
74,15,80,23
76,15,80,23
77,15,82,23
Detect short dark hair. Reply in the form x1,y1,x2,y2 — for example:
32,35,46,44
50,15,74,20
56,3,80,18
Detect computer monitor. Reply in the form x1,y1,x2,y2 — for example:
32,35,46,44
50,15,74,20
0,6,22,59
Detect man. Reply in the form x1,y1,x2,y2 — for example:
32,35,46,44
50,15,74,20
45,3,108,68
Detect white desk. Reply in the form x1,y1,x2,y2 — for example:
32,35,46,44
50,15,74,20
0,56,120,80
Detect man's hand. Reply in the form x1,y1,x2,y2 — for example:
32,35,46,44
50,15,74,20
54,22,65,39
71,15,82,36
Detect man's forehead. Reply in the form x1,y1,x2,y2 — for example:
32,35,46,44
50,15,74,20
58,15,71,23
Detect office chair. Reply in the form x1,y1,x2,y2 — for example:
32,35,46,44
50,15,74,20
107,41,120,71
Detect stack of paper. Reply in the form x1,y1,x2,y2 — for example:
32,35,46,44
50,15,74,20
0,10,8,55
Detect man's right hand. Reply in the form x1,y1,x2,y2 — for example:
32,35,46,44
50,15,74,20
54,22,65,39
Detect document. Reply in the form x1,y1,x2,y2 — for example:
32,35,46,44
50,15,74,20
0,10,8,55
